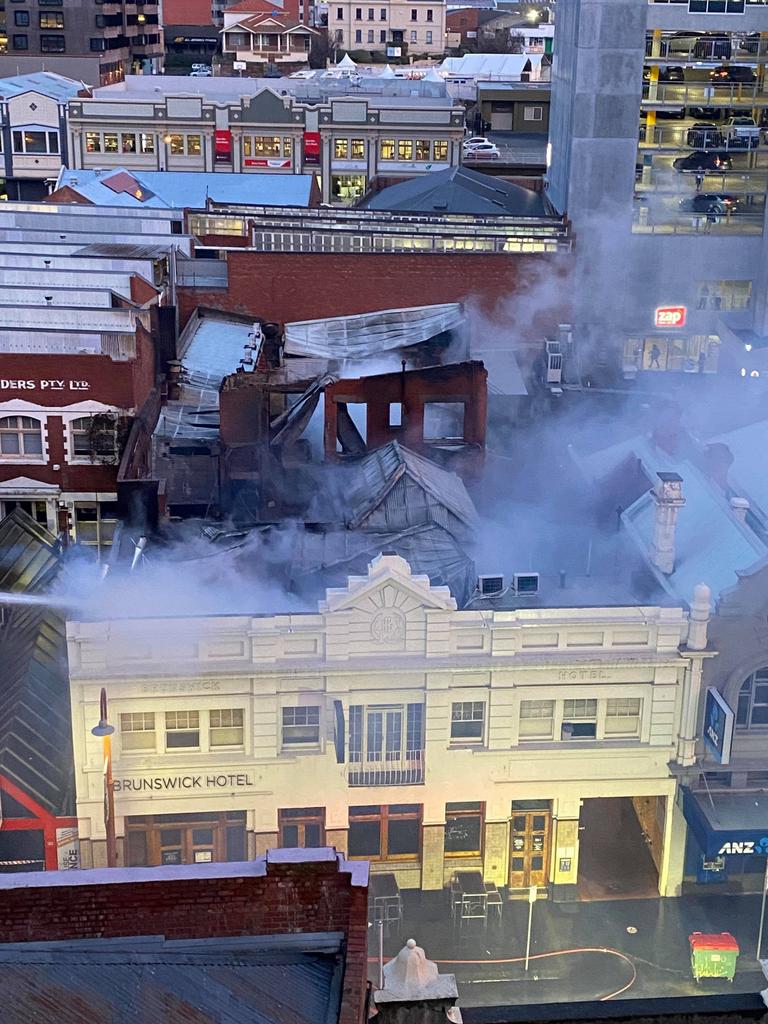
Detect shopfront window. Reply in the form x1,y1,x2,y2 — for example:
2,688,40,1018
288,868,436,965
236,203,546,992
696,280,752,311
444,802,484,856
165,710,200,749
126,811,246,867
120,712,156,752
348,804,421,860
331,174,366,203
279,807,325,847
737,669,768,728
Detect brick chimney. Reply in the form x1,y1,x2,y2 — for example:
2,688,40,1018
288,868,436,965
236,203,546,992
649,472,685,576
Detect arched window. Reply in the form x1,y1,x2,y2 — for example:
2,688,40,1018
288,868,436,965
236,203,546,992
737,669,768,729
0,416,43,456
70,416,117,459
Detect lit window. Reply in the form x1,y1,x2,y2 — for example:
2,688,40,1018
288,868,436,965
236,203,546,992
104,132,119,153
397,139,413,160
450,701,485,742
187,134,202,156
140,133,155,154
0,416,43,457
165,710,200,749
121,133,137,153
120,712,156,751
604,698,642,736
433,140,448,161
282,706,321,745
283,137,292,158
334,138,349,159
415,139,430,160
168,134,184,155
380,138,395,160
86,132,101,153
350,138,365,159
519,699,555,740
210,708,244,747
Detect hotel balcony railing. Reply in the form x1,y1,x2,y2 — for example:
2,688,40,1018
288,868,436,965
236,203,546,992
347,751,425,787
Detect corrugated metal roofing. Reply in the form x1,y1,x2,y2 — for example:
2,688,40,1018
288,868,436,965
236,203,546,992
0,71,84,102
0,510,73,817
348,442,478,535
58,169,315,210
0,936,343,1024
284,304,465,359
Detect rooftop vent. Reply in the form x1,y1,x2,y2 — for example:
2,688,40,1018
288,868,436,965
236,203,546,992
513,572,539,595
477,574,504,597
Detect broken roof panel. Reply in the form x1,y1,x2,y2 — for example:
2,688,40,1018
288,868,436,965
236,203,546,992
283,303,465,359
348,442,478,535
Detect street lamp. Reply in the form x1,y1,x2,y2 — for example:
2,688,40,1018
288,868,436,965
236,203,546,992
91,687,117,868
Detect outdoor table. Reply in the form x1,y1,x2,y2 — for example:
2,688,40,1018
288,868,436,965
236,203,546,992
451,870,488,928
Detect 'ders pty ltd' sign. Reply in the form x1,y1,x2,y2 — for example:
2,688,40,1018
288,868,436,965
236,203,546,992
1,378,91,392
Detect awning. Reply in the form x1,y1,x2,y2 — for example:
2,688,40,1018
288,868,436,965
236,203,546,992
681,785,768,858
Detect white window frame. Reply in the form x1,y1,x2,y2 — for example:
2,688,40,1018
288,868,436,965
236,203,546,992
209,707,245,749
516,695,647,744
119,711,157,753
165,710,201,751
450,700,486,744
282,705,322,748
523,105,543,122
0,415,45,461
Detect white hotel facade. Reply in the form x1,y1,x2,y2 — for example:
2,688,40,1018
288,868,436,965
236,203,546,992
67,554,713,900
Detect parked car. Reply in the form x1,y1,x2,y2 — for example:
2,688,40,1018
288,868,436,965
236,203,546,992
673,150,733,173
686,123,724,149
463,136,491,149
710,64,756,85
723,116,760,148
688,106,728,121
694,34,732,60
642,65,685,83
679,193,739,215
463,142,500,159
191,63,210,71
190,68,212,77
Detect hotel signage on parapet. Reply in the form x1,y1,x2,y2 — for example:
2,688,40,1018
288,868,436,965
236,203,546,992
114,773,254,792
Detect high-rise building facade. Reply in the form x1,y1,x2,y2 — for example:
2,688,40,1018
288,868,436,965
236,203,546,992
548,0,768,380
0,0,163,86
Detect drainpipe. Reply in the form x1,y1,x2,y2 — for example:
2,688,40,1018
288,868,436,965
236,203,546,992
677,583,712,767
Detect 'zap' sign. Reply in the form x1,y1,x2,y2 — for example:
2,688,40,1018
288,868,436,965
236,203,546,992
654,306,686,328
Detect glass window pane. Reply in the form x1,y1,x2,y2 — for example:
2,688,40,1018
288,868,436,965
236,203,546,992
387,817,419,855
226,825,245,861
160,829,181,846
444,813,482,853
305,823,322,847
348,819,380,856
282,823,299,846
192,828,213,845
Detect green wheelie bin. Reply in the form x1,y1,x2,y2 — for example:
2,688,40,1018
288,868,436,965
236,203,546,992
688,932,739,982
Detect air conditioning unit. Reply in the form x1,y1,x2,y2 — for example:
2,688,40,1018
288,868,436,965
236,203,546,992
513,572,540,595
478,574,504,597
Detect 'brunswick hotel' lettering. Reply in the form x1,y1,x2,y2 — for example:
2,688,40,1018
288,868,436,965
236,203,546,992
114,774,253,792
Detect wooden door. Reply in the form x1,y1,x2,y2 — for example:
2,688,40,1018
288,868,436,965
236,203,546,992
508,808,551,890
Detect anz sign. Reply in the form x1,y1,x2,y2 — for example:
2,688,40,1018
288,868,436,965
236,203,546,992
718,837,768,856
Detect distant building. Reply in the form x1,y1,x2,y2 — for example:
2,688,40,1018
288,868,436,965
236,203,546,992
0,72,83,201
222,8,319,70
0,0,163,87
330,0,447,57
66,76,465,205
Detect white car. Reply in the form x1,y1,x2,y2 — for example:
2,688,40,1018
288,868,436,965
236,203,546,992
724,116,760,148
191,63,210,71
463,136,491,149
190,68,212,77
463,142,501,160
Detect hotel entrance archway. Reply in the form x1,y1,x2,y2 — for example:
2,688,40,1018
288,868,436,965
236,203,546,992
577,797,660,900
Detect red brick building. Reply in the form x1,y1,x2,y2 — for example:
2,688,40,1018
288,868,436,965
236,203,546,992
0,850,369,1024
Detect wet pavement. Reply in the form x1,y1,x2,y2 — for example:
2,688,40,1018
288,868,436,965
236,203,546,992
368,890,768,1007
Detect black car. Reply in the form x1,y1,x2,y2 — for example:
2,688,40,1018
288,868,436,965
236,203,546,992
642,65,685,83
673,150,733,172
679,193,739,215
688,106,728,121
686,123,724,148
710,64,756,85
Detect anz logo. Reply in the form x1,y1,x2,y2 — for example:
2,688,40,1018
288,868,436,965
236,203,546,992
718,837,768,856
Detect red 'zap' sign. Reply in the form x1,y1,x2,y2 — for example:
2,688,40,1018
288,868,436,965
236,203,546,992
654,306,686,328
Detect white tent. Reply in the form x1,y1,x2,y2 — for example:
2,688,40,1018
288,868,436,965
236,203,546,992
337,53,357,69
379,64,396,79
423,67,443,83
438,53,545,82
